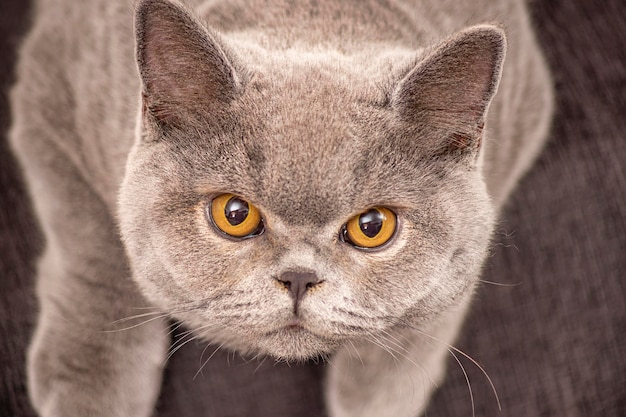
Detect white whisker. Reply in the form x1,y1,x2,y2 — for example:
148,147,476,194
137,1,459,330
252,355,268,374
194,342,225,380
348,340,365,367
377,329,439,389
448,347,475,417
102,313,170,333
478,279,522,287
108,311,166,325
166,333,198,364
166,320,186,337
411,327,501,411
366,334,401,370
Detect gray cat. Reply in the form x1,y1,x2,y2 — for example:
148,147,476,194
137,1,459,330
9,0,553,416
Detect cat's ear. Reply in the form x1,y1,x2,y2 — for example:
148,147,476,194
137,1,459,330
135,0,239,127
392,25,506,157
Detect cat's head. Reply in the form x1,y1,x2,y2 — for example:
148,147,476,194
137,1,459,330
119,0,505,360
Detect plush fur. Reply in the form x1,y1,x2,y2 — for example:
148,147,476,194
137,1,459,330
9,0,553,416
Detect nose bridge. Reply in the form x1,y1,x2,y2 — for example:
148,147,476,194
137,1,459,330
267,216,337,279
278,240,318,271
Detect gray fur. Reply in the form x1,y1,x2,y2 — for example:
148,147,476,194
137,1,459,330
9,0,553,416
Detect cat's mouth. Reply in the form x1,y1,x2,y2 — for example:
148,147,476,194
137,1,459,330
268,318,315,336
284,318,305,331
255,319,341,360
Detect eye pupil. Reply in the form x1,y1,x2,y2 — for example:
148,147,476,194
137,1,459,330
343,206,396,249
224,197,249,226
210,193,263,238
359,209,383,238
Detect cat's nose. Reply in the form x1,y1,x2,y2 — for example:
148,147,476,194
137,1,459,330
276,270,321,308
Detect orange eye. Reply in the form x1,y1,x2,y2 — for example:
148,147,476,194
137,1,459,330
209,194,263,238
343,207,397,249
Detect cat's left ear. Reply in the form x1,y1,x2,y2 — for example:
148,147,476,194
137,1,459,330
135,0,241,129
392,25,506,157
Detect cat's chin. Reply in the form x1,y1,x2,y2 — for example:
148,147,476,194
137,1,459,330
247,325,342,362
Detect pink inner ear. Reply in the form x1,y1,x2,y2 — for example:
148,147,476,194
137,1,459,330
446,121,485,153
448,133,474,152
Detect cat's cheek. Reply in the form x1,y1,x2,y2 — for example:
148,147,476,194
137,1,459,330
145,202,255,291
336,218,409,293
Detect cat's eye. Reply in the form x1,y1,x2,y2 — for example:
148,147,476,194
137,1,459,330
209,194,264,238
342,207,397,249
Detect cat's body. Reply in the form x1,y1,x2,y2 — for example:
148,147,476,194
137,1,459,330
10,0,553,416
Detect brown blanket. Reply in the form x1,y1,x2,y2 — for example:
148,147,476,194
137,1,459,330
1,0,624,415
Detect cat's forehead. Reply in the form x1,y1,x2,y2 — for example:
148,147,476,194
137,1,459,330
260,68,364,171
180,57,428,227
235,62,391,224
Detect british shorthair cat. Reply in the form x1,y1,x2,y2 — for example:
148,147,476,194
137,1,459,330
9,0,553,415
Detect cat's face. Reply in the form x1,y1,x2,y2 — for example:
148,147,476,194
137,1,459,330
119,0,503,360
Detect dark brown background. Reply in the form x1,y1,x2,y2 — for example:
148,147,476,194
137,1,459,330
1,0,624,416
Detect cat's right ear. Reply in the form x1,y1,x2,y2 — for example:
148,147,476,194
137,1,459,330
135,0,240,129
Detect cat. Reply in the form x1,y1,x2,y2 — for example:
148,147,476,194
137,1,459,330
9,0,553,416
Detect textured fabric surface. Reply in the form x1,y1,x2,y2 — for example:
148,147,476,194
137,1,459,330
0,1,39,417
1,0,624,416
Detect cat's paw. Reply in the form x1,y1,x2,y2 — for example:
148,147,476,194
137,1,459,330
27,314,168,417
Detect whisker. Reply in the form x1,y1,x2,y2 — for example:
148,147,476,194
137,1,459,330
194,342,225,380
366,335,401,369
252,356,268,374
240,351,261,366
104,298,213,333
478,279,522,287
108,311,168,325
364,332,440,415
166,333,198,364
493,241,520,252
102,313,170,333
377,329,439,389
411,327,501,411
166,320,186,337
348,340,365,367
448,347,475,417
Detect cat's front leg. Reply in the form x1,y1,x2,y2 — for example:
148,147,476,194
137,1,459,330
326,302,470,417
27,251,169,417
16,146,169,416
